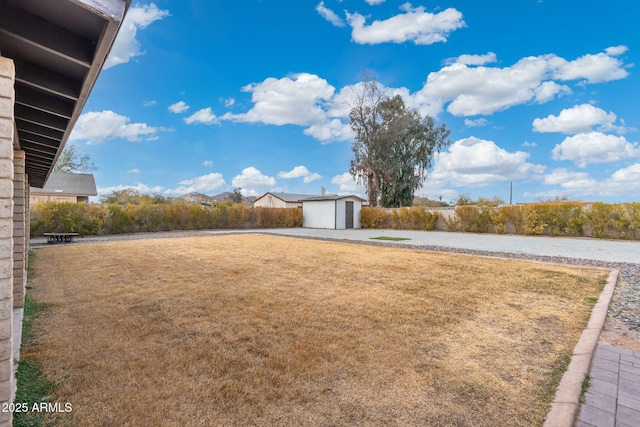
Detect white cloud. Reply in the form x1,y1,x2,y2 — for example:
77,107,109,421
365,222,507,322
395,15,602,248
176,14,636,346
168,101,189,113
278,166,310,179
202,160,213,166
70,110,161,144
185,108,218,125
542,168,591,186
221,98,236,107
452,52,496,66
231,167,276,196
304,173,323,183
168,173,226,195
224,76,435,144
222,73,352,143
533,104,618,134
420,47,627,116
421,57,569,116
277,166,322,183
125,168,140,174
464,118,488,127
522,141,537,147
331,173,366,195
346,4,465,45
536,163,640,199
610,163,640,184
105,3,170,69
605,45,628,56
431,137,545,187
365,0,386,5
143,100,156,107
232,73,335,126
316,1,345,27
98,183,165,197
221,48,630,144
588,164,640,197
551,50,629,83
303,118,354,142
551,132,640,167
534,81,569,103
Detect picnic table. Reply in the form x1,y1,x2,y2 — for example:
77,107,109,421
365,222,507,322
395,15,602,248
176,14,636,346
43,232,79,244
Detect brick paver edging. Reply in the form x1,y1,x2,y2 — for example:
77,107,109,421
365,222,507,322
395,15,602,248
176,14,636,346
543,269,620,427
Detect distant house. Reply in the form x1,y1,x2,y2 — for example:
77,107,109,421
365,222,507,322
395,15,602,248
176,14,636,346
253,192,316,208
30,172,97,204
302,195,365,229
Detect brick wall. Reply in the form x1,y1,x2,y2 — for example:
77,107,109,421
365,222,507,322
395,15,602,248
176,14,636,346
0,56,15,426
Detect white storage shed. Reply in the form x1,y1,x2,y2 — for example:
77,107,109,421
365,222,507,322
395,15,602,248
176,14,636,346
302,195,364,229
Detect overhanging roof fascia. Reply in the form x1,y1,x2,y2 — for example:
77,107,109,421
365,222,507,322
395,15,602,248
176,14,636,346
46,0,131,186
1,0,131,187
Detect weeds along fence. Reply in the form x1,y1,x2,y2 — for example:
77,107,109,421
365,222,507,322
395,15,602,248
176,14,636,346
30,202,302,236
361,202,640,240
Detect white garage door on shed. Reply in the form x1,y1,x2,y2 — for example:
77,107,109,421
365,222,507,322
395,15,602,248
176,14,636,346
302,195,364,229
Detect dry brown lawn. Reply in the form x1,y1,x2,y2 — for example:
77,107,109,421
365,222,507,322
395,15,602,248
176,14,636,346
25,234,607,427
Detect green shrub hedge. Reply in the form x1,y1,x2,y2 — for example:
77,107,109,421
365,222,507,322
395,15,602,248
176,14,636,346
30,202,302,236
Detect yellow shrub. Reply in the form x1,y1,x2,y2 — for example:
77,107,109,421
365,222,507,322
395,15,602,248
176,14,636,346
610,202,640,239
30,201,638,240
30,201,104,236
491,205,525,234
583,202,612,238
450,205,492,233
31,202,301,235
361,207,391,228
523,203,583,236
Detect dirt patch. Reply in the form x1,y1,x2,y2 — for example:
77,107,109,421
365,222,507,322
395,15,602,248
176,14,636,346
26,234,607,426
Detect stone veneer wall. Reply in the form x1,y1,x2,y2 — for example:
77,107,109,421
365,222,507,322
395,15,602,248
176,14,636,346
0,55,15,427
13,150,26,309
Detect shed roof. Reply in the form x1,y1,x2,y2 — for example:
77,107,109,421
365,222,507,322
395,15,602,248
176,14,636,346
301,195,365,202
255,192,317,204
0,0,131,187
30,172,96,196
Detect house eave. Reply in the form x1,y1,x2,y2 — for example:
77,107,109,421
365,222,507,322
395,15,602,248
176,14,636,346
0,0,131,187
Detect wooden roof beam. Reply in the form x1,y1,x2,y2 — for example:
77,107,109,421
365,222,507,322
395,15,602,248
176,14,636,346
14,105,70,133
14,59,82,101
15,84,75,119
0,3,95,68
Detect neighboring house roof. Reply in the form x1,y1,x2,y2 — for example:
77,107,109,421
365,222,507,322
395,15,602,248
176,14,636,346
301,195,366,202
254,192,317,204
30,172,97,196
0,0,131,188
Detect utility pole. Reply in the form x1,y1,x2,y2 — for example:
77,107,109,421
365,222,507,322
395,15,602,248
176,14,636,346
509,181,513,205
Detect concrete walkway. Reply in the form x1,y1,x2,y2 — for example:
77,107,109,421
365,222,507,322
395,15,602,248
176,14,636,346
207,228,640,426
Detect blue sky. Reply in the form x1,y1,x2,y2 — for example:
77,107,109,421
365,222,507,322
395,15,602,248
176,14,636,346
68,0,639,203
